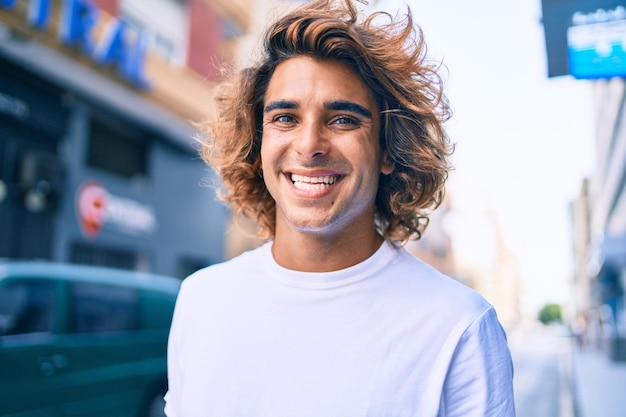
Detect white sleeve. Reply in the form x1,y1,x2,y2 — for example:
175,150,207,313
439,307,516,417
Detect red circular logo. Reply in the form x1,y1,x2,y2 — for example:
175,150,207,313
76,182,107,238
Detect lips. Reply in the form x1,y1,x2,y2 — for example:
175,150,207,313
290,173,339,191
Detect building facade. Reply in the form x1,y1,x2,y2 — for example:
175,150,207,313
0,0,251,278
572,77,626,359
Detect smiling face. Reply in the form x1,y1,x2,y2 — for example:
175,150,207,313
260,55,393,244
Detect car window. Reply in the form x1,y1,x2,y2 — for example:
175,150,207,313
69,282,139,333
0,280,55,336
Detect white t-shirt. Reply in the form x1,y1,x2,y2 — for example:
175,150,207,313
165,241,515,417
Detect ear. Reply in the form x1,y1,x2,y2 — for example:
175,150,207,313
380,152,394,175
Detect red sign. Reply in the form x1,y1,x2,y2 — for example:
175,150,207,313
76,182,107,238
75,181,156,238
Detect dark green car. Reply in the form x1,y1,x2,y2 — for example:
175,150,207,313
0,261,181,417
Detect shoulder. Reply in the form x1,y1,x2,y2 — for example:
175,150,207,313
178,242,269,297
170,243,272,323
387,245,492,318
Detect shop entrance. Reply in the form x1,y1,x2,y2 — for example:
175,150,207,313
0,122,61,260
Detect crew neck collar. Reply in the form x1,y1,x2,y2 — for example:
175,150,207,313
260,240,399,289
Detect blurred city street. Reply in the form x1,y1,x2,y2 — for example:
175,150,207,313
510,325,568,417
573,343,626,417
510,324,626,417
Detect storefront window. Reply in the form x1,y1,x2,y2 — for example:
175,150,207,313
87,117,148,180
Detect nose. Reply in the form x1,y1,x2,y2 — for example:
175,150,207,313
293,121,329,160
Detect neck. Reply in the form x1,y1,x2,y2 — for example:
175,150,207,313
271,227,384,273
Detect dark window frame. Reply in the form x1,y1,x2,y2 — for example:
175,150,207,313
86,113,149,180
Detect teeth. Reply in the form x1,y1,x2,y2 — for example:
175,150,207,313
291,174,338,191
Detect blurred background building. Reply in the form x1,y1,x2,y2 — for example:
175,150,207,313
571,77,626,360
551,0,626,360
0,0,255,277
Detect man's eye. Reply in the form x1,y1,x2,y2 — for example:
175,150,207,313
333,116,359,126
274,115,295,123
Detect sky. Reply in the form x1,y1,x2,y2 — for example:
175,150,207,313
371,0,597,314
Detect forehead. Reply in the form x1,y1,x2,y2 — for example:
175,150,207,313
264,55,378,109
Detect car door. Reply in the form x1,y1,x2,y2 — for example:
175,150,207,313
55,281,145,417
0,277,63,417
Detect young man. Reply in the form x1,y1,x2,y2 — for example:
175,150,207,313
165,1,516,416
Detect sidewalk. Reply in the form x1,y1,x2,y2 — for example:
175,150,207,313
572,347,626,417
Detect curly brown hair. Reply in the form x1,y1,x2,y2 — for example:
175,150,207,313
201,0,454,245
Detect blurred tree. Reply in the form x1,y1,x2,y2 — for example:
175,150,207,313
538,303,563,325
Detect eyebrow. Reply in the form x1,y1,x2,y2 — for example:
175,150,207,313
264,100,298,113
263,99,373,119
326,100,373,119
